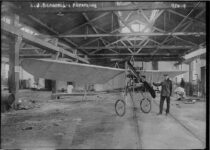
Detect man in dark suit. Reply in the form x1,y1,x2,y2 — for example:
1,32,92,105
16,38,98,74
153,74,172,116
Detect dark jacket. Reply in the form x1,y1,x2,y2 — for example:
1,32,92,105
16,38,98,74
153,79,172,97
180,78,185,88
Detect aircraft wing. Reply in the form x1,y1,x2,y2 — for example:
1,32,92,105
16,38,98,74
139,70,187,82
21,59,125,85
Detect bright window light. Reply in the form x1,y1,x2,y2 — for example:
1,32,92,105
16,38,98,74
131,24,140,32
21,27,35,35
1,16,11,24
121,27,131,33
121,23,149,33
150,9,159,22
2,16,39,36
144,28,151,33
140,24,145,32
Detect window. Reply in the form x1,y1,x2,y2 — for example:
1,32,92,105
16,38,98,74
1,16,11,24
131,23,140,32
121,22,150,33
121,27,130,33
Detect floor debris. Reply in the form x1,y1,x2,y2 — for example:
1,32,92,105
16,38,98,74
1,90,206,149
22,126,33,130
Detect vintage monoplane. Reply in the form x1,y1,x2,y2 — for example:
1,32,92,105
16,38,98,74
21,58,187,116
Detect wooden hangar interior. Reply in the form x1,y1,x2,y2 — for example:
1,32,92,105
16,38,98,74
1,1,207,149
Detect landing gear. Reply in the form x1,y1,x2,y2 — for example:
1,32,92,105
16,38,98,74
115,99,126,117
140,98,151,113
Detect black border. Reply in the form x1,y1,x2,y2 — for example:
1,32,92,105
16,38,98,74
1,1,209,150
206,1,209,150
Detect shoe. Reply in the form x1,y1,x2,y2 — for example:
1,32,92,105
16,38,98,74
165,113,169,116
156,113,162,115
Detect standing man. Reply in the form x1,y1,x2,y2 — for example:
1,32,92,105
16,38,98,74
180,78,185,88
153,74,172,116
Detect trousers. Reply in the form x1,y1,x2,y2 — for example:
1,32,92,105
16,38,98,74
159,96,170,114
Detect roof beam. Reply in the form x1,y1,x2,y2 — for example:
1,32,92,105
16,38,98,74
78,45,193,49
4,3,88,55
90,36,128,54
82,12,118,54
89,55,181,62
135,9,164,53
173,36,198,47
151,2,201,56
90,57,180,62
55,32,205,38
63,12,110,34
125,11,134,21
114,11,134,32
78,20,127,47
81,26,124,47
126,40,134,46
136,39,152,53
1,21,89,63
120,41,133,53
167,9,205,25
88,53,178,56
19,54,52,58
181,9,206,32
27,15,88,55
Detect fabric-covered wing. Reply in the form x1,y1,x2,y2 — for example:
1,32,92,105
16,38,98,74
139,70,187,82
21,59,125,85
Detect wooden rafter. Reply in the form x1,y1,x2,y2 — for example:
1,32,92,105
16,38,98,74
90,36,128,54
27,15,88,55
82,12,118,54
120,41,133,53
53,32,205,38
88,53,178,56
77,45,193,49
1,21,89,63
19,54,52,58
148,20,201,48
63,12,110,34
90,57,180,62
3,2,88,55
79,20,128,48
151,2,201,56
181,9,206,32
173,36,198,46
114,11,134,33
135,9,164,53
167,9,205,25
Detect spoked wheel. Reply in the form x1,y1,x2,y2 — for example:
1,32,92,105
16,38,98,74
115,99,126,117
140,98,151,113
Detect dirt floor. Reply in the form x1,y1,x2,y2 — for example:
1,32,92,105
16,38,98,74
1,90,206,149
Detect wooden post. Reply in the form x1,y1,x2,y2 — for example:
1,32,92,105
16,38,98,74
74,50,78,63
124,61,128,104
83,84,87,101
51,38,58,96
8,36,22,109
189,61,194,96
7,13,22,109
55,52,60,60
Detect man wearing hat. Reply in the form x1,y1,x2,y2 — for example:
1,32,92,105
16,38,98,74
153,74,172,116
